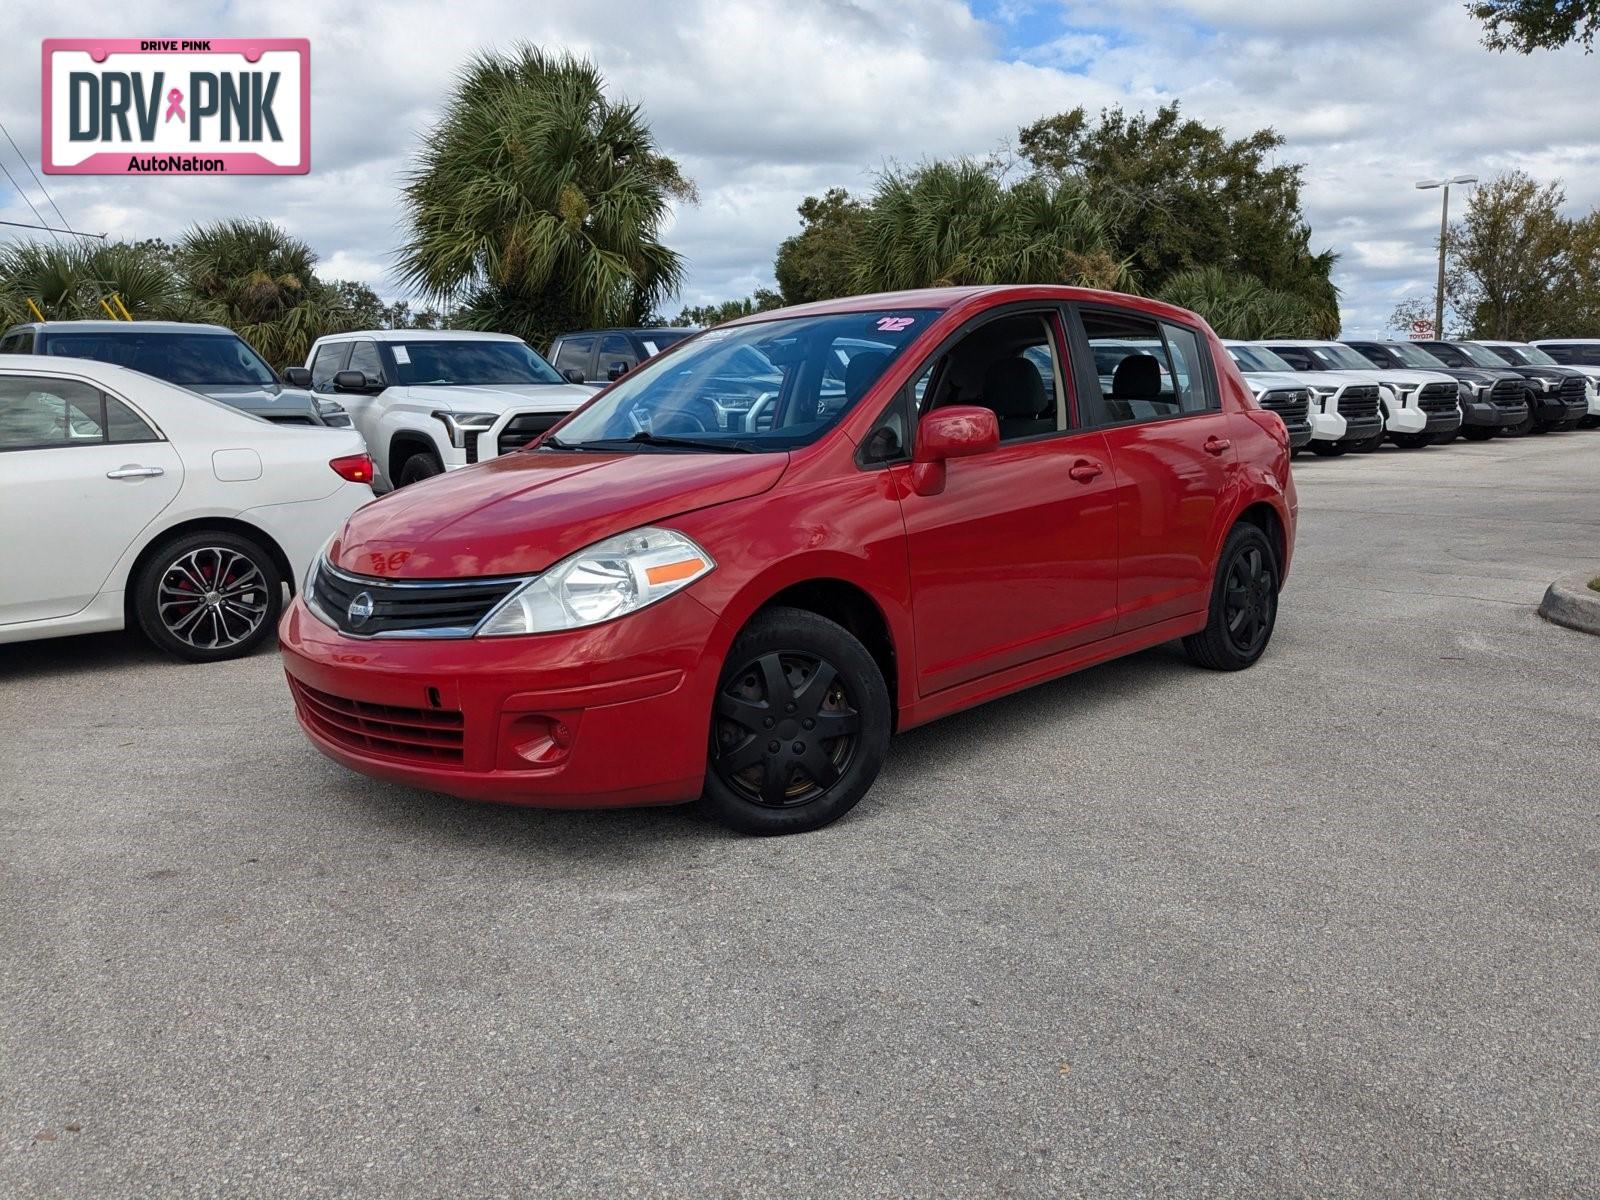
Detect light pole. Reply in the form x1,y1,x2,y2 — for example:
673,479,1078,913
1414,175,1477,338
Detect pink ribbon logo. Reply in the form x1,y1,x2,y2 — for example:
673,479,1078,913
164,88,185,123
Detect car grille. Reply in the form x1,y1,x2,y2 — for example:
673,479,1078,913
1258,388,1311,430
1418,382,1459,415
1490,378,1527,409
1560,376,1587,407
290,678,465,764
309,561,527,637
1336,384,1380,421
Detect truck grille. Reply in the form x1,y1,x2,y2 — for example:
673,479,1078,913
308,560,528,637
1418,382,1459,415
1559,376,1587,407
1258,388,1311,430
498,412,565,458
1490,378,1527,409
1336,384,1380,421
290,678,465,764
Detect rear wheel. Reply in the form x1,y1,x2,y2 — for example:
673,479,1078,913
1183,524,1279,672
1392,432,1433,449
133,530,283,662
703,607,890,835
396,450,444,486
1308,441,1348,457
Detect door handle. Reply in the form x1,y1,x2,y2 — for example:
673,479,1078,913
106,466,164,479
1068,458,1103,483
1203,436,1232,456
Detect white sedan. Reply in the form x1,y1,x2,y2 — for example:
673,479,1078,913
0,357,374,662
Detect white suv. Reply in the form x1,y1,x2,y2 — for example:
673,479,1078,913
1257,339,1453,452
303,331,597,489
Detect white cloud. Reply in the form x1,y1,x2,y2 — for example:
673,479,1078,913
1,1,1596,336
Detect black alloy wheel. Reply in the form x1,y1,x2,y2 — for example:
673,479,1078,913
704,607,890,835
1183,524,1279,671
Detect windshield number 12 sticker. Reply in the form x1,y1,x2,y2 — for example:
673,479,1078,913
875,316,915,332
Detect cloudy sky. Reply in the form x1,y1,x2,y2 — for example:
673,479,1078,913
2,0,1597,335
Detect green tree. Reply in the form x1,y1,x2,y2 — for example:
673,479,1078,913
1444,171,1570,339
849,159,1129,294
674,289,783,327
1018,103,1337,323
1470,1,1600,52
1158,266,1333,339
398,45,694,349
773,189,868,304
0,239,182,322
176,218,342,366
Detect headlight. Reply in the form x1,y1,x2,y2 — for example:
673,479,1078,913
303,536,336,613
476,527,714,636
432,410,499,449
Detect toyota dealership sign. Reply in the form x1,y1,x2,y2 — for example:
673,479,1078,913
42,38,309,175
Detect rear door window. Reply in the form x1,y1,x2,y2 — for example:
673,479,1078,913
309,342,350,389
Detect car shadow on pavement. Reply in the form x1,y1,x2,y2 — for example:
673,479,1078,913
1,629,171,681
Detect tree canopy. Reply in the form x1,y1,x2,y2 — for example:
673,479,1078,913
398,45,694,348
1470,1,1600,52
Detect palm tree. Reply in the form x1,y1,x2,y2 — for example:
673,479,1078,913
0,239,181,321
398,45,693,347
1158,265,1335,338
176,218,342,366
849,160,1132,295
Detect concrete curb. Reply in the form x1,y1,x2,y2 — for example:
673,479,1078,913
1538,571,1600,635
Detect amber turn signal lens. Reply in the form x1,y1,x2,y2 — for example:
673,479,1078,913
645,557,707,586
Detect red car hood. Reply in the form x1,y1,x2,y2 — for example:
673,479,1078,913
333,450,788,579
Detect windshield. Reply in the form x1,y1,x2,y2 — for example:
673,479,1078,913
1386,342,1450,369
1228,344,1296,373
1308,344,1379,371
390,339,564,386
1494,343,1557,367
552,309,935,452
1458,342,1512,368
42,330,277,386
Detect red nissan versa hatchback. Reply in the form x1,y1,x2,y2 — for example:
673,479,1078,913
280,287,1296,834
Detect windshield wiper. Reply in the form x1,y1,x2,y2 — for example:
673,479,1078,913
570,431,760,453
539,434,605,452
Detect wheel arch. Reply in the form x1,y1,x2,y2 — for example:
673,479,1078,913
122,516,295,625
388,429,440,479
1232,500,1288,587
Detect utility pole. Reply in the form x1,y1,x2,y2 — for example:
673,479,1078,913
1414,175,1477,338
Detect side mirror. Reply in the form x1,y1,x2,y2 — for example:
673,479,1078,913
910,405,999,496
562,367,586,385
606,360,631,381
281,366,312,388
333,369,378,394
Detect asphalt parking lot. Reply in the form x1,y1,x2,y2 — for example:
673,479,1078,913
3,433,1598,1198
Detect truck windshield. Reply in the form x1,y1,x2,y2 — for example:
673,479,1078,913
1457,343,1513,368
389,340,565,386
1491,343,1558,367
42,331,278,386
553,309,935,452
1308,344,1379,371
1228,345,1297,373
1384,342,1450,369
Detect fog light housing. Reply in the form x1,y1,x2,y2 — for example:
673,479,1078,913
505,714,573,767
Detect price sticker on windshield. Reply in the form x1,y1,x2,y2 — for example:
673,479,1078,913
392,346,411,364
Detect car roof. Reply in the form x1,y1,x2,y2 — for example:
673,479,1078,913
1253,338,1342,347
556,327,698,338
8,319,235,335
715,285,1209,330
0,354,170,387
313,329,525,344
1531,338,1600,344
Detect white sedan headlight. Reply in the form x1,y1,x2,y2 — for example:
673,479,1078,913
476,527,714,636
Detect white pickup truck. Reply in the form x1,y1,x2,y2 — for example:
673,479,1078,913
302,330,597,489
1222,341,1362,455
1257,339,1457,452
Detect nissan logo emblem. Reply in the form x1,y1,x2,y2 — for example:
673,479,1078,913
347,591,375,628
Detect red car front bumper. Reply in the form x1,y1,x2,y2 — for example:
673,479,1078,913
278,594,720,808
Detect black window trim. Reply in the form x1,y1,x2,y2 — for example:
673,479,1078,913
1065,302,1221,431
0,370,165,453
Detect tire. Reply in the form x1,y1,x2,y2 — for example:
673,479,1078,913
1183,523,1279,672
1503,400,1536,437
1391,432,1432,450
1430,428,1461,445
1555,419,1581,432
703,607,891,835
1349,426,1386,454
1461,425,1496,441
396,450,445,487
1581,415,1600,429
1308,441,1348,457
133,530,284,663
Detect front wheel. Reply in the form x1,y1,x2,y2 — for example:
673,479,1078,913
397,450,445,487
1461,425,1496,441
1430,428,1461,445
1349,426,1386,453
1308,441,1348,457
703,607,891,835
1392,432,1433,450
133,531,283,662
1183,524,1279,672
